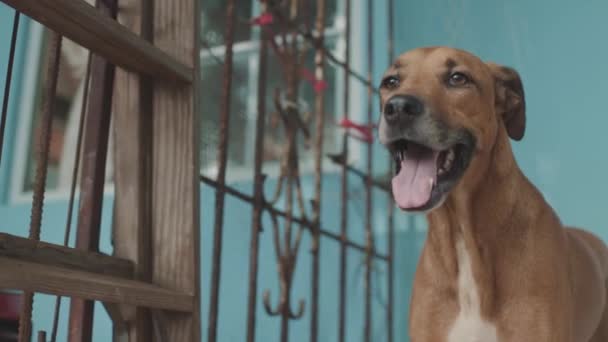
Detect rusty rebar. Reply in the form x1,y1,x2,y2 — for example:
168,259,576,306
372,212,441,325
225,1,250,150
386,1,396,341
327,154,390,191
19,31,63,342
49,50,93,342
310,0,326,341
0,11,20,168
207,0,236,340
245,5,270,341
338,0,351,341
364,0,375,340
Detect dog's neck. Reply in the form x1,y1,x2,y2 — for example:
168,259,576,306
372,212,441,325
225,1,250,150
423,127,544,317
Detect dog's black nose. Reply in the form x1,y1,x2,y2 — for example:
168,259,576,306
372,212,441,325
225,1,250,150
384,95,424,123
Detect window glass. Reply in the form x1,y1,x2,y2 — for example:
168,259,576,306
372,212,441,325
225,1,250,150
22,35,93,193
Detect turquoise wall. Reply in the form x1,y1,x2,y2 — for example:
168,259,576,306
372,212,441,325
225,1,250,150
387,0,608,340
394,0,608,242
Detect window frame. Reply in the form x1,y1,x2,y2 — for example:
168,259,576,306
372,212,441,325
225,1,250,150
10,21,116,204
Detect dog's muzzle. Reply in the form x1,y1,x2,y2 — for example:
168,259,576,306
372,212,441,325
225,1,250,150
379,94,475,212
383,94,425,125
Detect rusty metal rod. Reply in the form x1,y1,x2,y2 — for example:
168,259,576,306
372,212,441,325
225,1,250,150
0,11,19,168
245,6,270,342
37,331,46,342
199,174,389,261
338,0,351,340
67,0,117,340
279,3,303,340
386,1,396,341
364,0,375,340
49,50,92,342
327,154,390,192
18,31,63,342
207,0,236,340
310,0,326,340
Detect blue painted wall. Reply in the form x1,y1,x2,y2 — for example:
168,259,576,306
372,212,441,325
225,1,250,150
387,0,608,340
394,0,608,242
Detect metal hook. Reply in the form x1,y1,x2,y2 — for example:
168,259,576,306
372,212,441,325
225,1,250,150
263,289,281,316
288,298,306,319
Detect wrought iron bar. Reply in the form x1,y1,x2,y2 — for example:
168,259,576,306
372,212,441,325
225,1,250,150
67,0,117,340
278,3,305,340
199,175,390,261
338,0,351,341
364,0,375,340
207,0,236,340
310,0,326,340
327,154,390,192
18,31,63,342
50,50,93,342
245,3,270,341
386,1,396,341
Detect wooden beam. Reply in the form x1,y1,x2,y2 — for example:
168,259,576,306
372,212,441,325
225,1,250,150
0,0,192,83
150,0,201,339
112,0,154,340
0,257,194,312
0,233,133,278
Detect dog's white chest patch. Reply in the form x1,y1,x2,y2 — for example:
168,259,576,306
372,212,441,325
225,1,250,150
447,238,499,342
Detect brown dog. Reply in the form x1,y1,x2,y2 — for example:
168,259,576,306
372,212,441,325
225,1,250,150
378,47,608,342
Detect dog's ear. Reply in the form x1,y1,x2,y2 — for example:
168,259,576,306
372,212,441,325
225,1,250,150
487,62,526,141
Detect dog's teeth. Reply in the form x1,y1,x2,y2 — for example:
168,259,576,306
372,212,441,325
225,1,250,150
441,148,455,172
446,149,455,162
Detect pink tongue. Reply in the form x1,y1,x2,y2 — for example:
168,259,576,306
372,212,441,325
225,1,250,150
392,145,440,210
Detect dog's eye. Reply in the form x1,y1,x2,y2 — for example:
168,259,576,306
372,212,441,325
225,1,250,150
381,76,400,89
448,72,470,87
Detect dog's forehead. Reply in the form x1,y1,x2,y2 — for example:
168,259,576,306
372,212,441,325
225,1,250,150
387,47,486,75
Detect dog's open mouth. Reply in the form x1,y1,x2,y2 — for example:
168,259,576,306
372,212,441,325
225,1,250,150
388,138,473,211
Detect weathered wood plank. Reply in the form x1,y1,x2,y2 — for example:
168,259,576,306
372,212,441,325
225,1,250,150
0,233,134,278
0,257,194,312
0,0,192,83
151,0,201,339
111,0,154,340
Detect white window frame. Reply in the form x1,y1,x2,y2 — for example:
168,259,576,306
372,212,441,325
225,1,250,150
10,2,367,203
200,0,366,182
10,21,115,204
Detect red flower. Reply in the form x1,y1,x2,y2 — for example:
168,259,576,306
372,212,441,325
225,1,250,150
338,118,375,143
250,13,274,26
301,68,328,94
